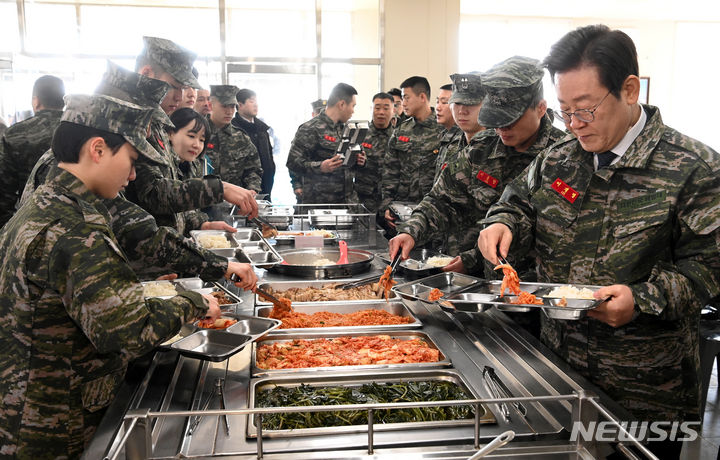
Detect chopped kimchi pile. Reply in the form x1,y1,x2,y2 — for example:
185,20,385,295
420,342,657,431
256,335,440,369
377,265,397,301
197,317,238,329
494,262,543,305
257,289,294,317
270,308,413,329
428,288,444,301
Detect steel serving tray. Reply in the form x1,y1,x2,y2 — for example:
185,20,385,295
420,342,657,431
377,249,454,280
175,277,243,306
272,229,340,245
190,230,239,258
246,368,495,438
170,329,252,362
308,208,354,229
254,279,397,305
258,206,293,230
393,274,604,319
254,300,421,333
251,330,450,376
270,248,374,279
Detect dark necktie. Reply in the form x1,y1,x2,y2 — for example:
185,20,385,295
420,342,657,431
597,151,617,169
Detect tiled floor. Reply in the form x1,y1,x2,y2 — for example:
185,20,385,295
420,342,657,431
681,361,720,459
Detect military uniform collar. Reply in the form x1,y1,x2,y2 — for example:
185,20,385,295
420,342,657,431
318,110,343,128
413,107,437,127
612,105,663,170
46,166,111,225
36,108,64,116
487,113,555,159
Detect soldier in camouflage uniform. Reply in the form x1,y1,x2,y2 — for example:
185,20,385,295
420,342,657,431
355,92,394,213
291,99,328,203
206,84,263,192
0,75,65,227
0,94,223,459
123,37,257,235
479,26,720,457
434,83,463,183
391,59,562,278
381,76,444,234
286,83,363,204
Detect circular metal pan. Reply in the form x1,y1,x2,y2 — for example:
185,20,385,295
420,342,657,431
269,248,374,279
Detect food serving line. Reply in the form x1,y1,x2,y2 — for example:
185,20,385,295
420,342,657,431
84,204,656,460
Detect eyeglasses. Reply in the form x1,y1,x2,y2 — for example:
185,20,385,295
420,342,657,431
559,90,611,124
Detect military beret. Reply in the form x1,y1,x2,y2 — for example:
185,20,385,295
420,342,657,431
138,36,201,89
210,85,240,106
477,56,545,128
311,98,327,111
62,94,160,163
449,72,485,105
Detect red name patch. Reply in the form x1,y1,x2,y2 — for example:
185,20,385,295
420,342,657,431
476,170,499,188
324,135,337,142
207,143,215,149
157,138,165,150
441,163,448,170
361,142,372,149
398,136,410,142
551,178,579,203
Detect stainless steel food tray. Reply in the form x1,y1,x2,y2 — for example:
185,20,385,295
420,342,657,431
251,330,450,376
258,205,293,230
393,273,604,319
308,208,354,229
254,300,421,333
255,279,398,305
377,249,453,280
189,230,240,258
270,248,374,279
272,229,340,245
246,368,495,438
175,277,243,307
388,201,416,221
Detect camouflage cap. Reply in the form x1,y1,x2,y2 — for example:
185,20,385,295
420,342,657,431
62,94,160,163
210,85,240,106
448,73,485,105
138,36,200,89
311,98,327,111
477,56,545,128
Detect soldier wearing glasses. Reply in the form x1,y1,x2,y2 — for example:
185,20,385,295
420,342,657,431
479,25,720,459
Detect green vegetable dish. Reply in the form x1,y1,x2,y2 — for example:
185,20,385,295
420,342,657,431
255,381,476,430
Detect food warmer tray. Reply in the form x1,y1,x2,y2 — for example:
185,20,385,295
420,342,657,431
254,300,421,333
158,311,282,361
308,208,354,229
254,279,398,305
251,330,450,376
189,230,241,258
393,273,605,320
377,249,453,280
269,248,374,279
247,368,495,438
272,229,340,245
258,205,293,230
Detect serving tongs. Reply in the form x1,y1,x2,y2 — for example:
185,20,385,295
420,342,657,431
211,281,244,304
188,377,230,436
482,366,527,422
254,286,288,310
249,216,278,238
334,252,402,290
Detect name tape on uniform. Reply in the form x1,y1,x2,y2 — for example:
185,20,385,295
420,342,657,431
551,178,579,203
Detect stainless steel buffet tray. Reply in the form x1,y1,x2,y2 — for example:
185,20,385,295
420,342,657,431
254,300,422,333
308,208,354,229
251,330,450,376
255,279,398,305
190,230,241,258
393,273,604,320
272,229,340,245
247,368,494,438
377,249,453,280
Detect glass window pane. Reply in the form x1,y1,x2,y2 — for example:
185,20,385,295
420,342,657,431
226,0,316,58
0,1,19,53
24,2,78,54
321,0,379,58
321,63,379,121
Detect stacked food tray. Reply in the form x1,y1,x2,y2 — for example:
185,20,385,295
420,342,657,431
377,249,454,280
392,272,605,319
190,229,283,269
246,278,497,438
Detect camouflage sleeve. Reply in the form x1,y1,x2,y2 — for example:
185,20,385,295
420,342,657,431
49,226,208,357
181,209,209,235
396,154,473,246
130,155,224,216
286,125,322,176
380,135,401,211
105,197,227,281
630,166,720,318
18,149,56,208
289,168,303,190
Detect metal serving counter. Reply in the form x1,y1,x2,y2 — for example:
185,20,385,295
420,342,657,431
83,231,655,460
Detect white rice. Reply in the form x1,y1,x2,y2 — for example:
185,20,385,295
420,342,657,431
426,256,454,267
143,282,177,297
547,285,595,299
197,234,232,249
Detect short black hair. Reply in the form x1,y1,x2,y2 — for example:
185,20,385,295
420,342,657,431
372,92,393,103
387,88,401,98
236,88,257,104
529,81,545,108
52,122,126,163
33,75,65,110
327,82,357,107
167,107,210,154
439,84,452,91
544,24,638,98
400,76,431,99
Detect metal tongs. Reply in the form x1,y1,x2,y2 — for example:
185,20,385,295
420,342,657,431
334,252,402,290
467,430,515,459
249,216,278,238
188,377,230,436
255,286,287,309
482,366,527,422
